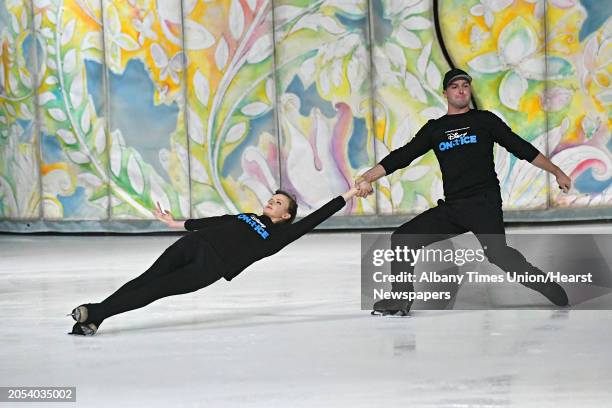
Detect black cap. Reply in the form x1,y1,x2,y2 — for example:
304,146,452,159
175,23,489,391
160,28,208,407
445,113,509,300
443,68,472,89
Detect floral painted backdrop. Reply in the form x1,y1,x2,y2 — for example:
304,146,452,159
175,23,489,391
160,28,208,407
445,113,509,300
0,0,610,230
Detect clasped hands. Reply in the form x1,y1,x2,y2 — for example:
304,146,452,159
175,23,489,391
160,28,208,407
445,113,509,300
354,177,374,198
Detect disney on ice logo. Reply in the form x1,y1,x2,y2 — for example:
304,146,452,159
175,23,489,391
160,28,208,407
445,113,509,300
237,214,270,239
439,127,478,151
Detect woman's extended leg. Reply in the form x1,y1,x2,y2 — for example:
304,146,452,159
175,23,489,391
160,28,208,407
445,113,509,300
92,249,223,322
71,233,221,330
99,233,201,304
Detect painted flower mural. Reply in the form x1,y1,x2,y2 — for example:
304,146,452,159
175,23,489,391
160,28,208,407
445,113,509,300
0,0,609,231
442,0,610,210
467,15,573,111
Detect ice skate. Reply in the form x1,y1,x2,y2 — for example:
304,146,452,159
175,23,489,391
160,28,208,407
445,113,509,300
371,298,412,317
524,281,569,307
68,322,98,336
67,304,92,323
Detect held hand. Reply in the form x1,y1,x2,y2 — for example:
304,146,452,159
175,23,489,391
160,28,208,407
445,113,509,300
353,176,363,189
153,201,175,225
556,172,571,193
342,187,359,201
355,180,373,198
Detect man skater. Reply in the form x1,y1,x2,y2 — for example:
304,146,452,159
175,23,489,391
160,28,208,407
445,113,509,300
68,187,357,335
356,68,571,316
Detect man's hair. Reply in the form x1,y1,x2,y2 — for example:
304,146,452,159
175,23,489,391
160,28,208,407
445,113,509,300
274,189,298,224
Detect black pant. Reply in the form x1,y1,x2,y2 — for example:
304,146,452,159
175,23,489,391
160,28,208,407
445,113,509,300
91,233,223,324
389,189,546,295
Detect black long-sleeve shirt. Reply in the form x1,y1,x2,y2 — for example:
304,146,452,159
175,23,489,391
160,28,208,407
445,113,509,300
379,109,540,200
183,196,346,281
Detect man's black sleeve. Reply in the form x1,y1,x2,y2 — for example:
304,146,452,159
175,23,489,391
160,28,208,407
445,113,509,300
283,196,346,244
487,111,540,162
184,215,233,231
378,120,433,175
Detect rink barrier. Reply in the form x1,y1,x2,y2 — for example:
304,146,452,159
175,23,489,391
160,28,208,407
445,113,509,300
0,207,610,233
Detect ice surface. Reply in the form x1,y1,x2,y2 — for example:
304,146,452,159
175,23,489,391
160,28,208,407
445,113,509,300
1,225,611,407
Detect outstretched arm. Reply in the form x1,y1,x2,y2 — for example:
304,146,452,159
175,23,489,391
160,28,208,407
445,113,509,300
153,201,231,230
488,112,571,193
531,153,572,193
153,202,185,229
285,187,358,243
354,122,433,198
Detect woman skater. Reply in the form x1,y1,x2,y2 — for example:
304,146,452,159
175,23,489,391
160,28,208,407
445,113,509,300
68,187,358,335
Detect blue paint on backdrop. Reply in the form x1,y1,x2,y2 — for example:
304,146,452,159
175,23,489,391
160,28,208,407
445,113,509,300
579,0,611,41
42,133,64,163
0,2,8,24
286,77,336,118
371,0,393,45
85,60,104,115
574,168,611,194
107,60,178,180
334,12,366,30
349,117,369,168
22,34,36,72
16,118,33,143
58,186,86,217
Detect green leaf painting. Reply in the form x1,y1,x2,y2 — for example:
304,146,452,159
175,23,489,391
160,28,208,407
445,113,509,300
0,0,609,229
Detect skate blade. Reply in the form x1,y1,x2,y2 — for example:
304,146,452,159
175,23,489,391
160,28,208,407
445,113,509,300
67,323,97,336
67,330,95,336
371,310,409,317
66,309,80,322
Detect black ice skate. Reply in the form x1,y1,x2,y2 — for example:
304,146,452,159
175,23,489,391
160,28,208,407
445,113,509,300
371,298,412,317
67,304,92,323
68,322,98,336
524,281,569,307
67,303,102,324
